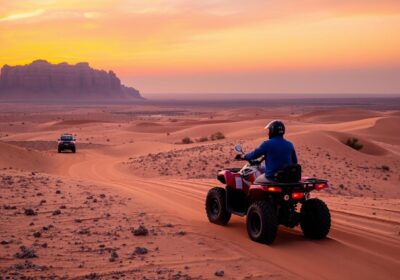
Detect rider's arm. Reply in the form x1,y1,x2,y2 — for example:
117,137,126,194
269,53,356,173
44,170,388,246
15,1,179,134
244,141,268,160
292,147,298,164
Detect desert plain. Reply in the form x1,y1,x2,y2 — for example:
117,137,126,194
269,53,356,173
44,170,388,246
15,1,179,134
0,98,399,279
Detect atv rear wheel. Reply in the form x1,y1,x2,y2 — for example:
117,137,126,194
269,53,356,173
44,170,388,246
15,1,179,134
58,148,62,153
300,198,331,239
205,187,231,225
72,147,76,153
246,201,278,244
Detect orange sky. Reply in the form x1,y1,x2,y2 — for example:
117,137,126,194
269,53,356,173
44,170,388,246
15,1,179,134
1,0,399,94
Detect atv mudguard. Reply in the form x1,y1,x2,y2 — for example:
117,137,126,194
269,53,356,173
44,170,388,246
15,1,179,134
217,170,246,191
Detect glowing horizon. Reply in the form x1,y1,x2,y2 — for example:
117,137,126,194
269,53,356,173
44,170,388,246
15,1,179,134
1,0,399,94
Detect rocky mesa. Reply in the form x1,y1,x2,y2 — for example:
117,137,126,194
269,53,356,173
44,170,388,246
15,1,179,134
0,60,144,101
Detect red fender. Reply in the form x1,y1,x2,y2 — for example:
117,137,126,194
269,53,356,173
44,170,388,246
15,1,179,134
218,170,250,192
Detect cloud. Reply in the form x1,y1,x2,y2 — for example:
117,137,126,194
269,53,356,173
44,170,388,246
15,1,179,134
0,9,45,22
0,8,103,24
84,12,102,19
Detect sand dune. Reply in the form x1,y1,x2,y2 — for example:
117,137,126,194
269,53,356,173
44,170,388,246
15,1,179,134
129,119,236,134
354,117,400,145
165,119,266,143
53,119,110,126
387,111,400,116
326,131,389,156
219,107,295,120
130,121,183,133
0,103,399,279
64,152,400,280
299,108,382,123
0,142,56,172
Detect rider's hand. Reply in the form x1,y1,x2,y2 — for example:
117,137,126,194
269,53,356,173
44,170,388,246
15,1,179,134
235,154,244,160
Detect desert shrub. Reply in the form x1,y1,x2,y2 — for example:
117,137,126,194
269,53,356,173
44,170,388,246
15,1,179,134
196,136,208,142
181,137,193,144
381,165,390,171
210,131,225,141
345,138,363,150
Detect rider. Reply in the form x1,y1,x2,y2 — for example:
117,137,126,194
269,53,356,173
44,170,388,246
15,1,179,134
236,120,297,184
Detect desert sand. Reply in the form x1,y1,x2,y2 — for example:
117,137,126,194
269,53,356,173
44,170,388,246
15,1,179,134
0,101,399,279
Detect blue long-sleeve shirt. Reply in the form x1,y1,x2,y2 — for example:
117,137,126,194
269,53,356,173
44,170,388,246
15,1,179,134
244,137,297,180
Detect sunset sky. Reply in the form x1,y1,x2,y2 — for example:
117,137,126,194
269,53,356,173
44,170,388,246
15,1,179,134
1,0,399,94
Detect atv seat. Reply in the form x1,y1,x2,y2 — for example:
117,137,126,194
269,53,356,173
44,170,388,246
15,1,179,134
253,174,272,185
254,174,302,187
254,164,302,185
274,164,302,183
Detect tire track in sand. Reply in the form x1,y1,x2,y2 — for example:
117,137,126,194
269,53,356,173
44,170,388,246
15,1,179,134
65,152,400,280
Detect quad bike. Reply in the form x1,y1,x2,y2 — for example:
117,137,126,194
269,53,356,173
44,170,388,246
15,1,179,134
205,145,331,244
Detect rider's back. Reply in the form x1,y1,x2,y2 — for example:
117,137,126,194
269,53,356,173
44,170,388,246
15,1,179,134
245,136,297,180
265,137,297,179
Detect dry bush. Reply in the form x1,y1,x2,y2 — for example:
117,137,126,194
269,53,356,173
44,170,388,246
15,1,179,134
345,138,363,150
381,165,390,171
196,136,208,142
210,131,225,141
181,137,193,144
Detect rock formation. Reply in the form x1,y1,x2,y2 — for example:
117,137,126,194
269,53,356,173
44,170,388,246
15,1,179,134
0,60,144,100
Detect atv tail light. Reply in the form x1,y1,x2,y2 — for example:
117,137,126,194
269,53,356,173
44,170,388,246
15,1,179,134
266,186,282,193
291,192,304,199
315,183,329,191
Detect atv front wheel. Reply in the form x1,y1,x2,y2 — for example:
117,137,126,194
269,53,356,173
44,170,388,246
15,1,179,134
246,201,278,244
205,187,231,225
300,198,331,239
72,147,76,153
58,148,62,153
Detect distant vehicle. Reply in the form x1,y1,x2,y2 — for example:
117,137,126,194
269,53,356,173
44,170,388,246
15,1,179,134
205,145,331,244
58,133,76,153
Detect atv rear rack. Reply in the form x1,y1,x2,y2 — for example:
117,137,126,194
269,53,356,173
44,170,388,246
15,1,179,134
257,178,328,187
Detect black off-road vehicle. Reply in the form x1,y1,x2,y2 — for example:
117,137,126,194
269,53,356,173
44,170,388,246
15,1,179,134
58,134,76,153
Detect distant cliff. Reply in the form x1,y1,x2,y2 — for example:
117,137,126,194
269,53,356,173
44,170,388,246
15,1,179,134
0,60,144,100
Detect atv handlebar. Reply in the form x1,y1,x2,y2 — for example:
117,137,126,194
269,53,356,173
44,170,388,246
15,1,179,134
248,159,263,165
234,155,264,166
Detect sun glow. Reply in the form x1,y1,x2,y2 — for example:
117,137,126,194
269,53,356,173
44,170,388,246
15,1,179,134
1,0,399,93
